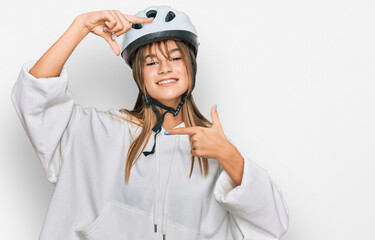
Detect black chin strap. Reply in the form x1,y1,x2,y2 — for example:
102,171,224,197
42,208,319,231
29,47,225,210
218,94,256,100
142,92,190,156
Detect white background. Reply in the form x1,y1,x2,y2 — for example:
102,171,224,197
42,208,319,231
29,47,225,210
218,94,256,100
1,0,374,239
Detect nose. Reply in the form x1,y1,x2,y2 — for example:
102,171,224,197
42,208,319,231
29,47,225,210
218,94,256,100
158,59,172,74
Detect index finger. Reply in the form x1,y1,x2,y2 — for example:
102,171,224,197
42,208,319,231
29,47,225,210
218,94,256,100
165,127,199,136
123,14,154,23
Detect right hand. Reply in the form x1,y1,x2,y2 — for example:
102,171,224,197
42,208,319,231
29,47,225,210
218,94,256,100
78,10,154,56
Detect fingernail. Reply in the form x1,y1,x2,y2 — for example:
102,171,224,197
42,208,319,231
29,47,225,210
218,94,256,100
112,35,117,40
103,29,107,32
164,131,169,135
215,104,217,111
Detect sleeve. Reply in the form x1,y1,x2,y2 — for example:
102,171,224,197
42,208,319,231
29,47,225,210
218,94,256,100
10,59,81,184
213,143,289,239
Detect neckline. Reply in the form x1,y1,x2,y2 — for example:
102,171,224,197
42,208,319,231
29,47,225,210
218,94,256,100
110,109,185,132
161,121,185,133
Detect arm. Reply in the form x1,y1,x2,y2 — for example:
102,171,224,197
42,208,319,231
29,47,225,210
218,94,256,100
10,16,89,183
216,140,244,186
12,10,152,184
29,16,89,78
29,10,154,78
214,139,289,239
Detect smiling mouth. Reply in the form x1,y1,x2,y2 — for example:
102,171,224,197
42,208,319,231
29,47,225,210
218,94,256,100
156,79,179,86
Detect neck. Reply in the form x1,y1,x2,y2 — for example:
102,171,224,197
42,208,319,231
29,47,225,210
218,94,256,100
151,95,185,130
159,107,184,130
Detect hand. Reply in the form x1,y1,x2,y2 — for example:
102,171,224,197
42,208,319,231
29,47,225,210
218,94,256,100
165,105,230,160
77,10,153,55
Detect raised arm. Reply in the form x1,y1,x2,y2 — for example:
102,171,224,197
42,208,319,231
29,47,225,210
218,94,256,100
28,16,89,78
29,10,153,78
11,10,153,184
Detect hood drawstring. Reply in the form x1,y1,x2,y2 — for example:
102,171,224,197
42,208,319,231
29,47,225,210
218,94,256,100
153,132,180,240
154,131,161,233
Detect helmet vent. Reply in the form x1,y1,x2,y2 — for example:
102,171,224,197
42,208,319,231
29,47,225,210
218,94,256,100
165,11,176,22
146,10,157,19
132,23,143,29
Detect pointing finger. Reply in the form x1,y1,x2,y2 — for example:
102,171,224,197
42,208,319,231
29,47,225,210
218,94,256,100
123,14,154,23
165,127,200,136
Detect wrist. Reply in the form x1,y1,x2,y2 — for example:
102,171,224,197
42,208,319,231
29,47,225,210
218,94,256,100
72,15,90,37
216,140,235,163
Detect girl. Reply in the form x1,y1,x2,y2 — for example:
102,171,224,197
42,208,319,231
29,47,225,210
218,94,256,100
11,6,289,240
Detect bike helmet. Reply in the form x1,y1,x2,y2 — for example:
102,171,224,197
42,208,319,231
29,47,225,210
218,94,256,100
120,6,200,157
121,5,199,67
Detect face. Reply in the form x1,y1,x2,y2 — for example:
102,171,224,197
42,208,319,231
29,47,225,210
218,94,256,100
142,40,189,108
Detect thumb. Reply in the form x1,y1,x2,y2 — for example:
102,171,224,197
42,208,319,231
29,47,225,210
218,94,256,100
211,104,221,128
102,33,120,55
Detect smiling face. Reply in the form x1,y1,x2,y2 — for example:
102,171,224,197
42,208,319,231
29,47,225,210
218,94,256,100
142,40,189,108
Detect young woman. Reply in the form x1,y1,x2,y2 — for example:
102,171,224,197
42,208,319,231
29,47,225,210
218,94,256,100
11,6,289,240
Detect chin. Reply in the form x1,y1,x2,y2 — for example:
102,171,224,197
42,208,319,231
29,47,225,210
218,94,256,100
153,94,185,106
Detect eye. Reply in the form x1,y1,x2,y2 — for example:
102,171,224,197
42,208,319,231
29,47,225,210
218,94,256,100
146,61,157,66
171,57,181,61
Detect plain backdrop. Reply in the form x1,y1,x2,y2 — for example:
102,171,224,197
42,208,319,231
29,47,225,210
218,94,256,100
1,0,374,239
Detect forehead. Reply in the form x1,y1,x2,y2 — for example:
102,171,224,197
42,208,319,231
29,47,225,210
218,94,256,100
144,40,179,55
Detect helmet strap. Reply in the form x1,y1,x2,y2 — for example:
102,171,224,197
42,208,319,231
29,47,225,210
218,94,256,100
141,91,190,156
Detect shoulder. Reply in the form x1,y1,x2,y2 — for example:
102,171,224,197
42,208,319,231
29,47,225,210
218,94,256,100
74,106,123,127
107,109,144,140
107,109,143,127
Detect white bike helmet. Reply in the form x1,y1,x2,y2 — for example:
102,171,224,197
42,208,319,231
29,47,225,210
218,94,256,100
120,5,199,67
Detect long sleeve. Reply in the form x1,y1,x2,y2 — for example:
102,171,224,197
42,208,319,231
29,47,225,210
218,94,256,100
214,152,289,239
10,60,81,184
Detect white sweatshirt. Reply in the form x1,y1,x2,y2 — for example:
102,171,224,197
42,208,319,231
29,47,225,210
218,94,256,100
10,60,289,240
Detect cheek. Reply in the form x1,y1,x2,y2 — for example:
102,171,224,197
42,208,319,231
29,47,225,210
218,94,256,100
143,70,156,88
176,64,189,78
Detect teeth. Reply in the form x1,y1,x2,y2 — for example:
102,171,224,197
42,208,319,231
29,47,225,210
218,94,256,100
157,79,177,85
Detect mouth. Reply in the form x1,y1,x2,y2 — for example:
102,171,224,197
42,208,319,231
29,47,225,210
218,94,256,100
156,78,179,87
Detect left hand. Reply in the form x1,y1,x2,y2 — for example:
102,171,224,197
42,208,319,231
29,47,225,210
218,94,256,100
165,105,230,159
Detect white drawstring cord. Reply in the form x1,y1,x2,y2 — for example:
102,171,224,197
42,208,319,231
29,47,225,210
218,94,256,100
153,131,180,239
161,135,180,240
153,130,160,233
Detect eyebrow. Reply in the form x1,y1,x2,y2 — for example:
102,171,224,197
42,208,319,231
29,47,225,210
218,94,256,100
144,48,180,59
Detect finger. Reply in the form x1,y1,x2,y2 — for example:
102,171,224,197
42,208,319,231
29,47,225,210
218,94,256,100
166,127,199,135
108,10,123,34
102,10,117,31
102,32,121,55
211,104,221,128
123,14,155,23
191,138,198,149
191,149,200,157
111,10,132,37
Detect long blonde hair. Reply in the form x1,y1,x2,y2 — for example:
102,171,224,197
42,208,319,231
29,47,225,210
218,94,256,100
110,40,212,183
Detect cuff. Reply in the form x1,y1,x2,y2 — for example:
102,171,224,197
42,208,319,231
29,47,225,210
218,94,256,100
214,152,254,206
19,59,69,96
